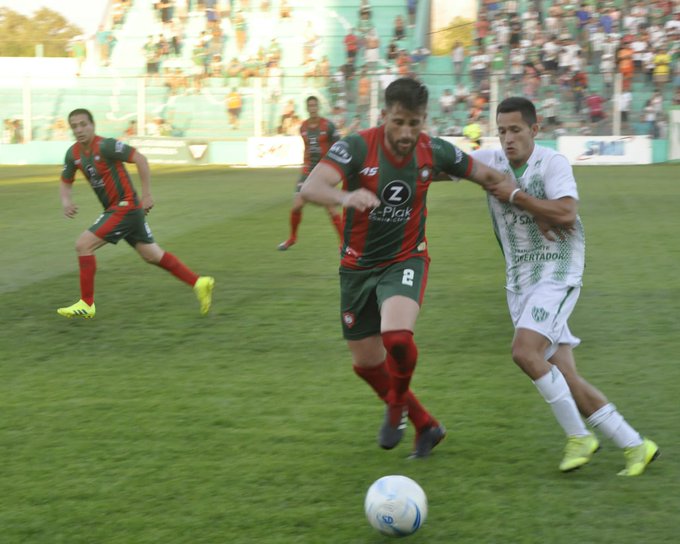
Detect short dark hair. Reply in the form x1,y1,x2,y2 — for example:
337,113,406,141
384,77,428,111
496,97,537,126
68,108,95,124
306,95,319,105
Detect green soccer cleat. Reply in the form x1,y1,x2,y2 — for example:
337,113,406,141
559,433,600,472
617,438,659,477
194,276,215,315
57,299,96,319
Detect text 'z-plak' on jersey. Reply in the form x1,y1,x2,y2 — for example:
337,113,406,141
322,125,472,269
300,117,338,175
472,145,585,294
61,136,140,210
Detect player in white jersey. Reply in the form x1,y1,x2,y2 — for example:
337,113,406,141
471,97,659,476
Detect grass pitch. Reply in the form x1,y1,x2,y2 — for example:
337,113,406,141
0,164,679,543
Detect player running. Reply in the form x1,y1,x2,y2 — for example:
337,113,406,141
277,96,343,251
57,108,214,319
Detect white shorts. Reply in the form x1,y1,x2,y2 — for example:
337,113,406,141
507,282,581,359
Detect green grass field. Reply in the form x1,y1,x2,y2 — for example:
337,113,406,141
1,164,679,543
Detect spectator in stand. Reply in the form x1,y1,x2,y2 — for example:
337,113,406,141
407,0,417,27
572,69,588,116
575,2,591,46
387,40,399,63
451,41,465,83
226,88,242,130
396,49,411,77
344,28,360,65
541,90,559,128
357,5,374,46
585,88,606,134
364,29,380,73
233,10,247,52
123,120,137,138
618,89,632,132
394,14,406,41
617,41,635,92
470,46,490,88
642,98,658,137
357,68,371,117
653,46,672,92
454,81,470,110
439,88,455,118
601,52,615,96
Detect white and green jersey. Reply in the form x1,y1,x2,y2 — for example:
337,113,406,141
472,145,585,294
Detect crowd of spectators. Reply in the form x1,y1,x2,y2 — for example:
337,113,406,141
434,0,680,138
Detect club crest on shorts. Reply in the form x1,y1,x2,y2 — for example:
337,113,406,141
531,306,550,322
342,312,356,328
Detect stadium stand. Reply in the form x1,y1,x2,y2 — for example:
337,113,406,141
2,0,678,144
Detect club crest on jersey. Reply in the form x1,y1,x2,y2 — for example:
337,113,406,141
342,312,356,328
531,306,550,322
419,166,431,181
328,141,351,164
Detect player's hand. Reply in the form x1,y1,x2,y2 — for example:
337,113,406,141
142,194,154,215
342,188,381,212
485,176,518,202
536,218,572,241
63,203,78,218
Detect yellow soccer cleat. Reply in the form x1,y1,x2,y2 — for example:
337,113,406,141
193,276,215,315
559,433,600,472
618,438,660,477
57,299,96,319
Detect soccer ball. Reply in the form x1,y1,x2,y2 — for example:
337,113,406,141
364,475,428,537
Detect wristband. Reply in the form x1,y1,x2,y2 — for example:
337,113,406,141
509,188,521,205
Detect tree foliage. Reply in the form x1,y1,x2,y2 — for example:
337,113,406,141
431,16,475,56
0,7,83,57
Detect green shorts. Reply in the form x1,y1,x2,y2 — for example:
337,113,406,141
339,256,429,340
89,204,155,247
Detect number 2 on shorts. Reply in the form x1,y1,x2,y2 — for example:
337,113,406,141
402,268,415,286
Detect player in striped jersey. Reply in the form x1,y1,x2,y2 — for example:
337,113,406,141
57,109,214,319
473,97,658,475
277,96,343,251
300,78,515,458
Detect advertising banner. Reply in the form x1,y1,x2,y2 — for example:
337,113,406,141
127,137,209,165
247,136,304,167
557,136,652,165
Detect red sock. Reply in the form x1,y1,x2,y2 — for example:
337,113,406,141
383,330,418,405
290,209,302,240
78,255,96,305
157,252,199,286
353,361,435,431
329,211,343,239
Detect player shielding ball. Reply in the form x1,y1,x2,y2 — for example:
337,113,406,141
300,78,515,457
278,96,343,251
57,108,214,318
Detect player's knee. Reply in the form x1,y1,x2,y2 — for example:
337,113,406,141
382,330,417,365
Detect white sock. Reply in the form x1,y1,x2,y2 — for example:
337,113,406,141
587,403,643,449
533,366,589,437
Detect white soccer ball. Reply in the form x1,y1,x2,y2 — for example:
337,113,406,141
364,475,428,537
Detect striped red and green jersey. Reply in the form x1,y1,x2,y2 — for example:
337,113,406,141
300,117,338,175
321,125,473,269
61,136,140,210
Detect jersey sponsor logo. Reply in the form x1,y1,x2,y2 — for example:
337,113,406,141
531,306,550,322
85,164,104,188
327,141,352,164
115,140,125,153
359,166,379,176
370,180,413,223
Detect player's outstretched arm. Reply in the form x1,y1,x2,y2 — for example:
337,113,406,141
132,150,154,213
300,162,380,212
60,181,78,218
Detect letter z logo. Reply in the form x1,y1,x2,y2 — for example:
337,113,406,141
380,180,411,206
